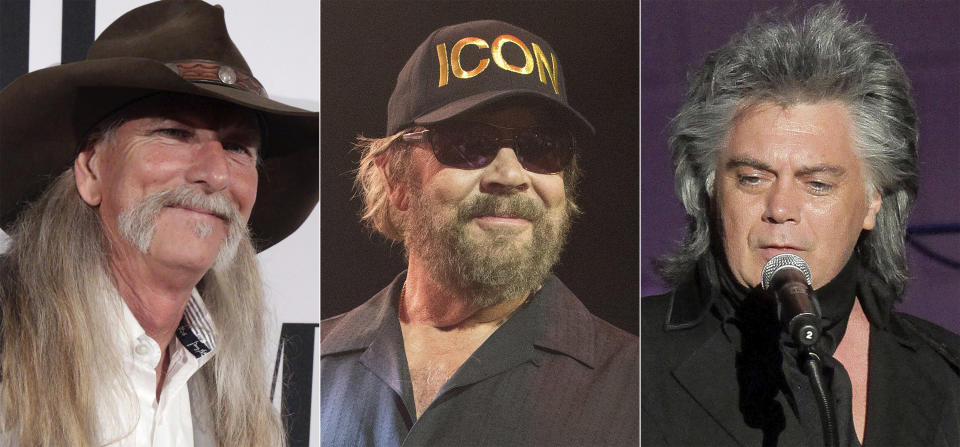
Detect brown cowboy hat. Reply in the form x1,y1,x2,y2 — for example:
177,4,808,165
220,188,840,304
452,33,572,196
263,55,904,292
0,0,317,251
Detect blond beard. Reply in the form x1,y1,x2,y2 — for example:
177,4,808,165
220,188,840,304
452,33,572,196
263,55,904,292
404,190,571,308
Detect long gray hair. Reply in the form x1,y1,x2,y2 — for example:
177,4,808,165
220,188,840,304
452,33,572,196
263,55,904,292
0,169,284,445
660,3,918,296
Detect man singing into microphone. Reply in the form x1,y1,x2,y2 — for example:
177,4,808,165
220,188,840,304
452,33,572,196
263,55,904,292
642,4,960,445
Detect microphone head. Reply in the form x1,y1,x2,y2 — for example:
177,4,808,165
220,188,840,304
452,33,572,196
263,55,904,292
761,253,812,290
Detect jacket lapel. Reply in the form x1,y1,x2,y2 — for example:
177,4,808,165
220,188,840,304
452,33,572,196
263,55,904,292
665,273,760,446
864,322,945,445
672,327,761,447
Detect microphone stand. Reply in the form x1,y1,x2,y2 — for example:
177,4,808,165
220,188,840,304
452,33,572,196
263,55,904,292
800,347,839,447
763,255,841,446
774,276,838,446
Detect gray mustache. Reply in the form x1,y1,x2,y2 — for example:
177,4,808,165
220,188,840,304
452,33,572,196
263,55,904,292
153,186,241,223
117,184,246,265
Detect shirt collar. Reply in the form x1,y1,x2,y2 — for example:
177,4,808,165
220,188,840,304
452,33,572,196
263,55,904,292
320,273,600,369
175,289,218,359
320,275,402,356
525,275,601,368
118,288,218,361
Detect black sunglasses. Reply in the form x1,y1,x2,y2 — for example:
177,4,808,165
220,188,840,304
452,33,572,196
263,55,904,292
401,121,576,174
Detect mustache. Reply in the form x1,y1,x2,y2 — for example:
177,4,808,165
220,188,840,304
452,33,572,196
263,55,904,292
117,185,245,257
149,186,242,223
457,194,545,222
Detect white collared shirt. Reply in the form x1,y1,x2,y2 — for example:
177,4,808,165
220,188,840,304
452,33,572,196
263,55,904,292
99,289,218,447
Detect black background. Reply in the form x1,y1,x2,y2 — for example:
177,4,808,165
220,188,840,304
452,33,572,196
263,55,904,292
321,0,639,334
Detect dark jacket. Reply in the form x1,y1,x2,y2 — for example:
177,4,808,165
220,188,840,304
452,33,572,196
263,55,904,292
642,275,960,446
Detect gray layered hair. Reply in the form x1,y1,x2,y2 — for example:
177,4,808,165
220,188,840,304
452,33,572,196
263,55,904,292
661,3,918,296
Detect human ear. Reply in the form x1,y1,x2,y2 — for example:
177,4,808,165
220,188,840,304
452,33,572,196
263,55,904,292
74,144,104,206
861,189,882,231
376,154,409,211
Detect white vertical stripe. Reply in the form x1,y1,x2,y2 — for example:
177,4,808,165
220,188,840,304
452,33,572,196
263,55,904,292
189,298,213,341
185,302,211,347
95,0,154,35
0,231,9,253
27,0,62,71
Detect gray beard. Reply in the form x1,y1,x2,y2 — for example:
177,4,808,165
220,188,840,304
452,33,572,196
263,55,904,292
405,191,571,308
117,185,247,271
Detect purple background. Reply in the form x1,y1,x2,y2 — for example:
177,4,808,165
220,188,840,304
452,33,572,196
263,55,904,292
641,1,960,332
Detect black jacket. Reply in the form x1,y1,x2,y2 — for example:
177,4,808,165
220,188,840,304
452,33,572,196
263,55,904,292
642,273,960,446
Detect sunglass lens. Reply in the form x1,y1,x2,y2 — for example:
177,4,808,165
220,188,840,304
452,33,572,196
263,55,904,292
432,126,499,169
515,129,573,174
429,123,574,173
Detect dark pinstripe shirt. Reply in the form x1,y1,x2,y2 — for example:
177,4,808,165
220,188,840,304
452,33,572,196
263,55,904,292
320,273,639,446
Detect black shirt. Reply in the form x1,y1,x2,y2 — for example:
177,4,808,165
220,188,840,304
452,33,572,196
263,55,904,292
321,273,639,446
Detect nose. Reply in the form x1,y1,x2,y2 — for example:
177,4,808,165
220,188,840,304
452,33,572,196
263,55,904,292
185,139,230,193
479,148,530,194
762,180,801,224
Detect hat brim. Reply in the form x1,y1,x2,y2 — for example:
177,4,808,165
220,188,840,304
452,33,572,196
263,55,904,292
412,89,595,136
0,57,317,251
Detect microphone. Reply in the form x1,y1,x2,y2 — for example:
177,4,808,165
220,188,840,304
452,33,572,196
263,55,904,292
761,253,821,347
762,254,839,447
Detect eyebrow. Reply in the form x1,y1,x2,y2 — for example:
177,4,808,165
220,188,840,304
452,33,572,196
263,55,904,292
153,114,261,139
725,156,846,177
725,156,772,172
796,164,846,177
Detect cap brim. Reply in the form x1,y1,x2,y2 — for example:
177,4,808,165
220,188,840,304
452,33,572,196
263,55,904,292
413,89,595,136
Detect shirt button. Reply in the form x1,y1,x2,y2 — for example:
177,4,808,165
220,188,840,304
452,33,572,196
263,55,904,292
135,343,150,356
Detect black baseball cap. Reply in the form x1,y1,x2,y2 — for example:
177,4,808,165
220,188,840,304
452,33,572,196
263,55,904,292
386,19,594,136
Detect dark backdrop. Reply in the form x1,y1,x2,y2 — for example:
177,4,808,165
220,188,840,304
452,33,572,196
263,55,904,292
641,0,960,332
322,1,639,334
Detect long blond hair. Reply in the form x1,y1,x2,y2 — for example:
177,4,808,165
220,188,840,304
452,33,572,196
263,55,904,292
0,170,284,446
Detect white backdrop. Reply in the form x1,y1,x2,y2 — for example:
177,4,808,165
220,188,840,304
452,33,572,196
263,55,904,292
3,0,320,445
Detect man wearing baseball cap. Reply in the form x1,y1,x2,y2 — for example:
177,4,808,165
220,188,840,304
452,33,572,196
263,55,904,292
321,20,638,445
0,1,316,445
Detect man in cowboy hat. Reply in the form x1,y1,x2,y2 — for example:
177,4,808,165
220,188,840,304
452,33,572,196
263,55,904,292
320,20,638,445
0,1,316,445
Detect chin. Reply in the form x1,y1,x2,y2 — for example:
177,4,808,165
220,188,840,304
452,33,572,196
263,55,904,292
154,249,219,271
150,237,224,272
